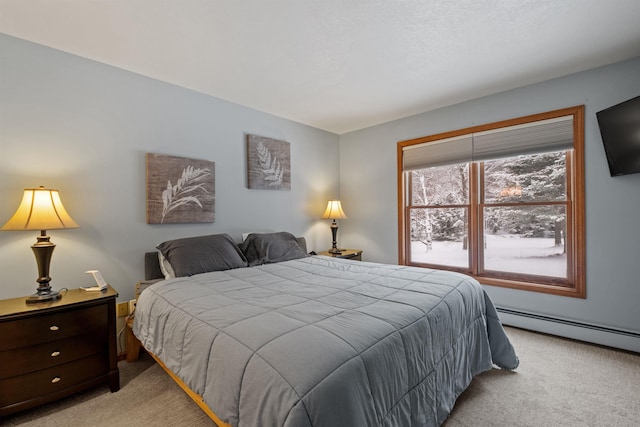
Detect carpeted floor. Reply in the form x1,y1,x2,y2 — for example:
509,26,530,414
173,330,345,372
3,327,639,426
444,327,640,427
2,352,214,426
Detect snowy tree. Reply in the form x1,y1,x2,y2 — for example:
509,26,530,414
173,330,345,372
483,151,567,250
411,151,567,250
411,164,468,248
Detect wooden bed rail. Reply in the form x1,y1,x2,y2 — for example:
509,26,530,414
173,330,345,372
147,351,232,427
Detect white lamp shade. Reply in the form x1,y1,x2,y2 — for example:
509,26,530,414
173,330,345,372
321,200,347,220
1,187,79,231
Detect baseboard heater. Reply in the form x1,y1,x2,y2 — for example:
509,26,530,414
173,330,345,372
496,307,640,353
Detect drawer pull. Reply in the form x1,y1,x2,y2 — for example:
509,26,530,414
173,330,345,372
51,351,61,357
50,325,60,331
51,377,61,384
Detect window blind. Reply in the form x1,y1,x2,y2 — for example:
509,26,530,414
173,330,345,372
402,134,473,170
402,115,573,171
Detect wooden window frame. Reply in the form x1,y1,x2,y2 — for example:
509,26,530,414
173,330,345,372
397,106,585,298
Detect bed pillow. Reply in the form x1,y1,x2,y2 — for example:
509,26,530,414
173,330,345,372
156,234,248,277
240,231,309,266
157,251,176,279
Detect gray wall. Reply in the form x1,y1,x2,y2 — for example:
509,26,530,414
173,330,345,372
0,34,340,302
2,32,639,349
340,57,640,342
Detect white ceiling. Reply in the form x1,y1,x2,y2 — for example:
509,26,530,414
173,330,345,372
2,1,640,134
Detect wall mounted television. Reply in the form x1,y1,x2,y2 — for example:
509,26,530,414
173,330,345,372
596,95,640,177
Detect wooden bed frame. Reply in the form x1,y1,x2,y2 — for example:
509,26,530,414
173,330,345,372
130,253,234,426
147,351,230,427
128,318,226,424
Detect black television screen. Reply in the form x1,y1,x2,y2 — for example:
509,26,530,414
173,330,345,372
596,95,640,177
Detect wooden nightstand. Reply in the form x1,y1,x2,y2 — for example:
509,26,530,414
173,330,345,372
318,249,363,261
0,286,120,416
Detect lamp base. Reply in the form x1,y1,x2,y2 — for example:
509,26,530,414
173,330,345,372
328,220,344,255
26,289,62,304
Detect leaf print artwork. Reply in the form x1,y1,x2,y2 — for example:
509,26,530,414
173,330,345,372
247,134,291,190
257,142,284,187
161,165,212,223
146,153,215,224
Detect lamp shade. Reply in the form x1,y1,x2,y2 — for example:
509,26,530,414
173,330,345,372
1,187,79,231
321,200,347,220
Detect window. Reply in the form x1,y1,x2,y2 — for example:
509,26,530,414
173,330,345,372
397,106,585,297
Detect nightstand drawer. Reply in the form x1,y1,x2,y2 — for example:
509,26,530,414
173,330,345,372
0,332,106,379
0,286,119,416
0,353,108,408
0,304,107,351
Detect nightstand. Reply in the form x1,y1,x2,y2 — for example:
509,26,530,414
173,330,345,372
0,286,120,416
318,249,363,261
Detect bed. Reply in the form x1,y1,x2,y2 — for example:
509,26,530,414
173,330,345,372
133,232,518,427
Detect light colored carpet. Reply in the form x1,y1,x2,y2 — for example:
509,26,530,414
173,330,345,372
444,327,640,427
3,327,639,426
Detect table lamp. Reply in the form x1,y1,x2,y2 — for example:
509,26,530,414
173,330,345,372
1,186,79,303
321,200,347,254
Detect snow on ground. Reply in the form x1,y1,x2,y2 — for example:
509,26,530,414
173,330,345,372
410,234,566,277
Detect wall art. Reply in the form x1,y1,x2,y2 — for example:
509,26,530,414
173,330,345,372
146,153,215,224
246,134,291,190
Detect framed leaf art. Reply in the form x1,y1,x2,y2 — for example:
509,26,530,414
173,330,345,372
146,153,215,224
246,134,291,190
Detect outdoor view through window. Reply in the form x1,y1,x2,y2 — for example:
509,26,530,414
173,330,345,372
409,151,568,279
398,106,585,297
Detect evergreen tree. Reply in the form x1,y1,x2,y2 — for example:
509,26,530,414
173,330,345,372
411,151,566,249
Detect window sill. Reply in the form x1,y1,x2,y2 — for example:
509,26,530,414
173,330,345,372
475,275,585,298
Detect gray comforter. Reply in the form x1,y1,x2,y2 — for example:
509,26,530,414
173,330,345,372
133,255,518,427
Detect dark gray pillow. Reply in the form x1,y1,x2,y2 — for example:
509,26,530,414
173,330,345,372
240,232,309,266
156,234,248,277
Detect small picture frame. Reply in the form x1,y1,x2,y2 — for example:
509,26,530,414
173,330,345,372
82,270,108,291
